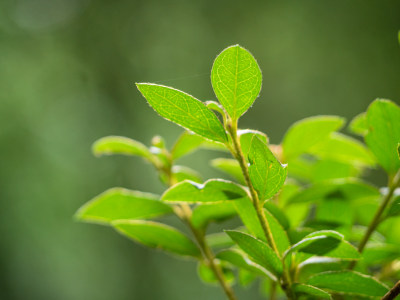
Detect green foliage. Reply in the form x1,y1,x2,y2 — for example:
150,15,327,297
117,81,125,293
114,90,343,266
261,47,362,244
136,83,227,143
75,188,172,225
248,136,287,201
211,45,262,121
225,230,283,277
112,220,201,258
162,179,248,203
77,45,400,300
365,99,400,175
307,271,389,297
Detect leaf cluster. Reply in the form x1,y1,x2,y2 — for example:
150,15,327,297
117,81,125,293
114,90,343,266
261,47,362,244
76,45,400,300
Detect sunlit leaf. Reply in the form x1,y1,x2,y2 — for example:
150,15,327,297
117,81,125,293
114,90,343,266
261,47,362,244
349,112,368,136
216,249,277,281
307,271,388,297
191,202,237,229
282,116,345,161
292,283,332,299
75,188,172,225
264,209,290,255
162,179,248,203
248,136,287,201
309,132,375,166
365,99,400,175
211,158,244,184
112,220,201,257
234,198,266,242
136,83,227,143
225,230,283,276
172,165,202,183
197,262,235,284
211,45,262,120
92,136,152,159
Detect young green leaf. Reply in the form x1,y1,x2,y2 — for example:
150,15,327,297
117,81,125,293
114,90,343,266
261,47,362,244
264,202,290,230
349,112,368,136
307,271,389,297
162,179,248,203
191,202,237,229
225,230,283,276
172,165,202,183
292,283,332,299
216,249,277,281
386,193,400,218
75,188,172,225
92,136,152,159
136,83,227,143
238,129,268,159
309,132,375,166
284,230,343,258
234,198,266,242
206,232,235,249
363,243,400,265
197,262,235,285
171,132,207,160
264,209,290,255
211,158,244,183
365,99,400,175
211,45,262,120
282,116,345,161
112,220,201,258
248,136,287,201
288,178,379,204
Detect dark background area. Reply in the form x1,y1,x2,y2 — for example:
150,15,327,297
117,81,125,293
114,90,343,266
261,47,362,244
0,0,399,299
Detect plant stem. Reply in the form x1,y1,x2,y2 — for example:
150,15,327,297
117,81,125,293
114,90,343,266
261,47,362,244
226,122,295,300
349,170,400,270
165,164,237,300
382,280,400,300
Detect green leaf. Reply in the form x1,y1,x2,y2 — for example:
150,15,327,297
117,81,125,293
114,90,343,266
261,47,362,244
309,132,375,166
234,198,266,242
264,209,290,255
284,230,343,258
248,136,287,201
365,99,400,175
307,271,389,297
171,132,207,160
323,240,360,260
216,249,276,281
225,230,283,276
288,178,379,204
172,165,202,183
282,116,345,161
292,283,332,299
211,158,244,183
191,202,237,229
238,129,268,159
162,179,248,203
264,202,290,230
211,45,262,120
112,220,201,258
197,262,235,285
75,188,172,225
386,193,400,218
136,83,227,143
92,136,152,159
363,243,400,265
206,232,235,249
349,112,368,136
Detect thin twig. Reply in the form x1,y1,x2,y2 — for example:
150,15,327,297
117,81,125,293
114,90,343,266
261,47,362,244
382,280,400,300
226,122,295,300
349,170,400,269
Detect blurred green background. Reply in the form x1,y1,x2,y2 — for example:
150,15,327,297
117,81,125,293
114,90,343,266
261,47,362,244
0,0,399,299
